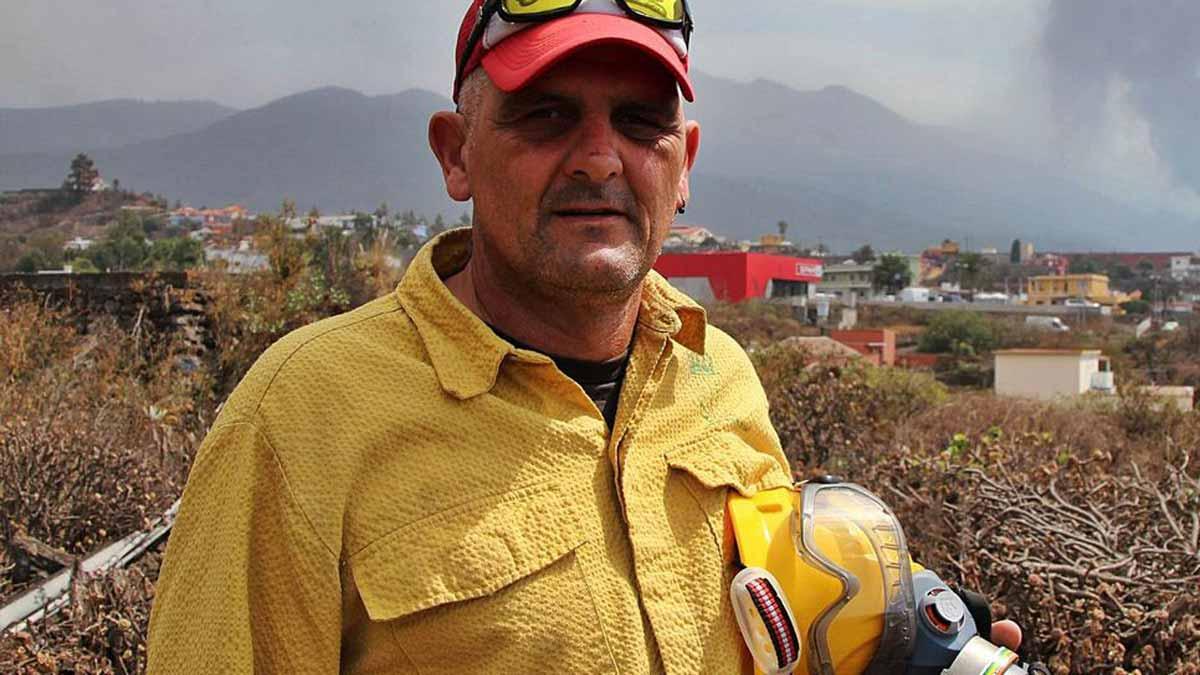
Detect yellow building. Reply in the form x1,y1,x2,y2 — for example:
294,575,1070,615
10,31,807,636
1026,274,1127,307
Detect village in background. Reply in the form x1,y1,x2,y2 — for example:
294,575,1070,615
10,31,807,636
2,153,1199,672
5,152,1199,403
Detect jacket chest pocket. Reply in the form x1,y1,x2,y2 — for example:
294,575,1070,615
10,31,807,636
348,481,616,675
665,433,793,561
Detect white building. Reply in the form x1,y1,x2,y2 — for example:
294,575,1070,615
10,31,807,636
63,236,95,252
817,261,875,302
205,247,268,273
286,214,360,231
994,349,1113,400
663,225,719,249
1169,254,1200,280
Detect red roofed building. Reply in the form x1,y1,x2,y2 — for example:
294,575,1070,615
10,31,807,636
653,251,824,303
830,329,896,367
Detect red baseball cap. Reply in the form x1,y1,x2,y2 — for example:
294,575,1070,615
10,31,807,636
453,0,694,104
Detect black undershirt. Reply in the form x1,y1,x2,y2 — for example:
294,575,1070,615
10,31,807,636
490,326,630,429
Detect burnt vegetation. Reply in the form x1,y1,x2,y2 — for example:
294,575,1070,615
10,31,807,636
1,275,1198,672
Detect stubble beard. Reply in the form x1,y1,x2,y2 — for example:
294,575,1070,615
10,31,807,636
527,222,652,298
527,181,658,299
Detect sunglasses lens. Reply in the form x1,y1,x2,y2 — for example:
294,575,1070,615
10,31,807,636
502,0,578,17
622,0,685,23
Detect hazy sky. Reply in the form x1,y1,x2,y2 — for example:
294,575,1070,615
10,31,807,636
3,0,1036,124
4,0,1197,216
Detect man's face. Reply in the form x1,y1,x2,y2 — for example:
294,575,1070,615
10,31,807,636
461,45,699,299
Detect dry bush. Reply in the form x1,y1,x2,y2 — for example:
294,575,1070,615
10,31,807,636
752,342,947,468
705,300,813,349
866,404,1200,674
757,349,1200,674
199,223,404,395
1,227,405,671
0,554,160,674
1,299,208,599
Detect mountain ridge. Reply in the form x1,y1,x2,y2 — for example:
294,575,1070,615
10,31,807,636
1,76,1194,250
0,99,237,155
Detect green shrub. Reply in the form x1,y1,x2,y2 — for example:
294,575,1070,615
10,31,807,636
1120,299,1151,315
918,311,997,354
866,365,949,418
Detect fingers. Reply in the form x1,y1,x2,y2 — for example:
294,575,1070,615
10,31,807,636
990,620,1023,650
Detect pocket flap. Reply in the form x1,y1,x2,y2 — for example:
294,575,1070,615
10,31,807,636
349,481,584,621
665,433,792,497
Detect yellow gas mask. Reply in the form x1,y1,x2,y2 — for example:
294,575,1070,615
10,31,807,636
727,480,1043,675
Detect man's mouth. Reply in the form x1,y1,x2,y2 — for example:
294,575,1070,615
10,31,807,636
553,205,628,219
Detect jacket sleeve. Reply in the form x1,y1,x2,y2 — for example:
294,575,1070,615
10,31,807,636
147,419,342,674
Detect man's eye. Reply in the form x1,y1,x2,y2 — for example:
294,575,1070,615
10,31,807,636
527,108,567,121
618,114,667,139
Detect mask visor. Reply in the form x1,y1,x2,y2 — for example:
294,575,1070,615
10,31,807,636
795,483,917,674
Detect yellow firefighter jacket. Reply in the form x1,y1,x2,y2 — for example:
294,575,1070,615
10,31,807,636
148,228,792,674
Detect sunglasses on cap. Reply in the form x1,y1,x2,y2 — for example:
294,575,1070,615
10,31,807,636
456,0,694,101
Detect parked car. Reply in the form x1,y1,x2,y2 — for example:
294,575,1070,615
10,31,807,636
974,292,1009,304
898,287,930,303
1026,315,1071,332
1063,297,1100,308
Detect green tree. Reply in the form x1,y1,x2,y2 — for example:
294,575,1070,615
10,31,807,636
86,217,150,271
1069,257,1102,274
956,252,991,289
872,254,912,294
353,211,375,230
15,250,50,273
918,311,997,355
65,153,99,196
458,211,472,228
852,244,876,263
1010,239,1021,264
25,232,66,270
1120,299,1151,315
149,237,205,271
1109,263,1134,281
399,210,420,229
353,211,379,246
71,257,100,273
777,220,789,240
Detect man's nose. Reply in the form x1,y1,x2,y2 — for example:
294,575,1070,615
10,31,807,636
565,115,623,183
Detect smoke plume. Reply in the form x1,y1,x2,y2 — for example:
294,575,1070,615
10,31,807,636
1042,0,1200,192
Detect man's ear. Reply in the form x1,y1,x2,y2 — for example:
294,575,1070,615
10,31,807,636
677,120,701,207
429,111,472,202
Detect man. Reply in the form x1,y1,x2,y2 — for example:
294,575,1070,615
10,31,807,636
148,1,1019,672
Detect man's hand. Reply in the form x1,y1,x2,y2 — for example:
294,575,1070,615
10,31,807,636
991,620,1023,650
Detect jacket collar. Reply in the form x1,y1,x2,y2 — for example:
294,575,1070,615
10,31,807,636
396,228,707,400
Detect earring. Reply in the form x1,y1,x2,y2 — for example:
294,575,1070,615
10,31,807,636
676,200,687,215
